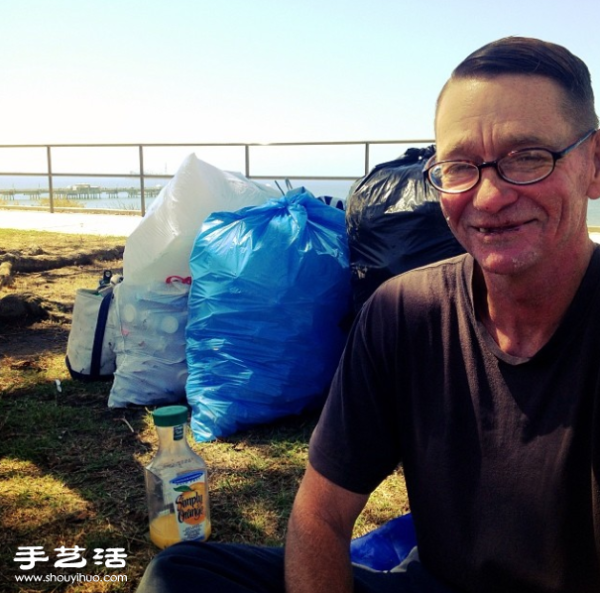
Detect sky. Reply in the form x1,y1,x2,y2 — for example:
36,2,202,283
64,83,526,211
1,0,600,175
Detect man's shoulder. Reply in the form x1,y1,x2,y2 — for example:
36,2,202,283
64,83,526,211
360,253,472,326
379,253,471,297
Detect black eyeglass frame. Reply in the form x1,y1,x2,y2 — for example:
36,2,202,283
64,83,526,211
424,128,597,194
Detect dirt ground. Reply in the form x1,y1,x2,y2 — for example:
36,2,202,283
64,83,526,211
0,230,125,363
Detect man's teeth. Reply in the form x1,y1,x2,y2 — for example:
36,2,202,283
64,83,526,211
478,226,513,234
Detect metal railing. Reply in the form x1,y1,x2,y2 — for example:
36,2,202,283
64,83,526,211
0,140,434,216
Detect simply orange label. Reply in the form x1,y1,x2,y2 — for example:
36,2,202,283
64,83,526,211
170,471,207,526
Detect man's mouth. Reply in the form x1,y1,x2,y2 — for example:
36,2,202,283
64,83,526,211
475,221,530,234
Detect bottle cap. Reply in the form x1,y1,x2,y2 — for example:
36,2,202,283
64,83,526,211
153,405,189,427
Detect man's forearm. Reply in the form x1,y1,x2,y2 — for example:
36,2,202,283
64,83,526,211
285,512,354,593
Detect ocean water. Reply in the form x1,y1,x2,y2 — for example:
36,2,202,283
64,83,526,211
588,199,600,227
0,177,356,212
3,175,600,227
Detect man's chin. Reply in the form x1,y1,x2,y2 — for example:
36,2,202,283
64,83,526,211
474,249,540,277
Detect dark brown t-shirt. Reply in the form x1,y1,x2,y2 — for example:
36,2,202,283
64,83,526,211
310,248,600,593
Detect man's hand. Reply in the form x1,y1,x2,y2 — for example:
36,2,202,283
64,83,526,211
284,462,369,593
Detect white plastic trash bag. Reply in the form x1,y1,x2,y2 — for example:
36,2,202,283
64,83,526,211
108,280,190,407
123,153,279,285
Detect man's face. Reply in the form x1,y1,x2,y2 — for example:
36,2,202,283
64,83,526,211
434,74,597,278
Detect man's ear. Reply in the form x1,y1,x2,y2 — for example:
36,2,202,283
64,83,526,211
585,130,600,200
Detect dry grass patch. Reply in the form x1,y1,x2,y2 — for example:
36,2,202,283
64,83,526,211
0,227,409,592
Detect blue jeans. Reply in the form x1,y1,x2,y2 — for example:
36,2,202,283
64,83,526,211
135,542,456,592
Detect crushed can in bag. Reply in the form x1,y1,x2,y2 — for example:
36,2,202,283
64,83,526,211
145,405,211,548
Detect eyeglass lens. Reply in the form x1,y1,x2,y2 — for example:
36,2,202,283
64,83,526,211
429,149,555,192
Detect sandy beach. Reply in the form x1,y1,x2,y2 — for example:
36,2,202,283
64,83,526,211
0,209,142,237
1,208,600,244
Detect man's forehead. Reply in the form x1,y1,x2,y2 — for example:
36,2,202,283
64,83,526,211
438,132,553,158
434,75,571,156
436,74,564,113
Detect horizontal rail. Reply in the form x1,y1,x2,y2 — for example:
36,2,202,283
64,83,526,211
0,140,435,215
0,172,364,181
0,171,144,178
0,139,434,148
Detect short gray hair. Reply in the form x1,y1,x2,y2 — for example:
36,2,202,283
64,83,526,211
438,37,599,133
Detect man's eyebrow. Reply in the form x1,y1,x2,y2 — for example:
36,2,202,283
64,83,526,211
503,134,552,150
437,134,553,160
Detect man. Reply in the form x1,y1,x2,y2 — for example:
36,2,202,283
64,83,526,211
136,37,600,592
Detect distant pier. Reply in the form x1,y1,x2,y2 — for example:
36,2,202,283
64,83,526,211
0,184,163,201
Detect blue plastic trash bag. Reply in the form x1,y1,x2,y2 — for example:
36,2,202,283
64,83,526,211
186,187,352,442
350,513,417,571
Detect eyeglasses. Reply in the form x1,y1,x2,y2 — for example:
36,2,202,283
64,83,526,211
424,129,597,194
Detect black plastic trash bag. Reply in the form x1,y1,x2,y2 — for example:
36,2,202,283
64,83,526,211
346,146,465,312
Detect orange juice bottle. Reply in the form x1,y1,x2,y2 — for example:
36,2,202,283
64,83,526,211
145,405,211,549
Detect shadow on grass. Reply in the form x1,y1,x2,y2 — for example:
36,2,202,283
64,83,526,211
0,380,152,592
0,367,319,592
0,322,71,357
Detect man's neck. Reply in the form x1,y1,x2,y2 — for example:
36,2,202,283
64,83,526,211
474,241,595,358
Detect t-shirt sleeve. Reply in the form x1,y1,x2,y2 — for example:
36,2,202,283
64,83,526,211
308,283,405,495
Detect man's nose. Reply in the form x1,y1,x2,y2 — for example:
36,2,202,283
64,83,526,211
472,168,518,213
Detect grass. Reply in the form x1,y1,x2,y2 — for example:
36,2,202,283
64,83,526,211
0,227,409,592
37,198,84,209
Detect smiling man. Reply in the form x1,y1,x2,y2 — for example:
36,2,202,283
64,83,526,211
286,37,600,593
136,37,600,593
429,69,599,358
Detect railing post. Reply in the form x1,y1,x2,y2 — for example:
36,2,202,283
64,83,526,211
47,146,54,213
364,142,370,176
139,145,146,217
245,144,250,178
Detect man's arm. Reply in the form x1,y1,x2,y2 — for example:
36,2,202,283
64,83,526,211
284,461,369,593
